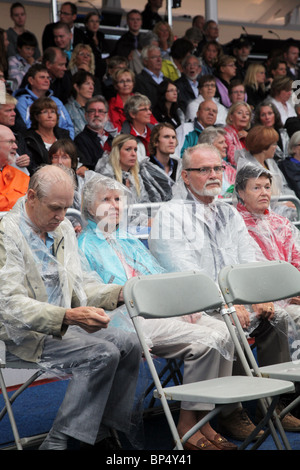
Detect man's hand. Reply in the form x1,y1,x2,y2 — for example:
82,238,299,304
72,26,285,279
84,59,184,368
64,306,110,333
15,154,30,167
234,305,251,329
252,302,274,320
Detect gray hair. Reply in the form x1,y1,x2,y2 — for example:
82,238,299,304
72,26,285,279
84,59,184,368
182,143,222,170
140,44,160,63
235,164,272,202
81,173,125,221
85,95,108,112
124,93,151,121
198,126,226,145
288,130,300,155
28,165,75,199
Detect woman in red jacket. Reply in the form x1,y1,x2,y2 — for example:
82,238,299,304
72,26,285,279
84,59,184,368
108,68,135,132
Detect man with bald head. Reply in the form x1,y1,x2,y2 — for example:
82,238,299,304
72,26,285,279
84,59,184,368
0,124,29,211
0,164,141,449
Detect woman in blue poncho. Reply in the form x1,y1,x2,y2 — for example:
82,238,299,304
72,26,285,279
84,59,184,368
77,173,237,451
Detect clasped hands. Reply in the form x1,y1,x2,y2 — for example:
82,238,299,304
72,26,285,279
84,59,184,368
64,289,124,333
234,302,275,329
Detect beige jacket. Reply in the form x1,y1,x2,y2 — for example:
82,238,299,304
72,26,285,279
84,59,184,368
0,198,122,362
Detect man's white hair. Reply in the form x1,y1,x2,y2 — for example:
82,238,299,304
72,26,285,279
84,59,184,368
182,143,222,170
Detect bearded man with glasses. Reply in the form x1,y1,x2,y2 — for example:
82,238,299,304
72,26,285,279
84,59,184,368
149,143,293,441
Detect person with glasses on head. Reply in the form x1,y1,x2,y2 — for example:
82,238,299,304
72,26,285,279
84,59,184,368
0,123,29,210
75,95,114,175
41,2,86,52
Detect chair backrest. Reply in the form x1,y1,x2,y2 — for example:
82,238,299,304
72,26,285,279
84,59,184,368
218,260,300,306
123,271,223,319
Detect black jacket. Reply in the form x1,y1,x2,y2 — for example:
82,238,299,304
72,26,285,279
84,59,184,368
75,125,113,170
174,74,198,113
134,70,167,109
278,157,300,199
25,127,70,173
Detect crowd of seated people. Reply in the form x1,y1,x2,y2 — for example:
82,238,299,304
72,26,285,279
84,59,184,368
3,0,300,451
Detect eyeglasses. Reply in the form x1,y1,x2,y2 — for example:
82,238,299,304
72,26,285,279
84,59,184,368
137,107,151,112
117,79,133,85
78,52,91,58
86,109,107,115
185,166,223,175
202,83,216,88
59,10,73,16
0,140,17,146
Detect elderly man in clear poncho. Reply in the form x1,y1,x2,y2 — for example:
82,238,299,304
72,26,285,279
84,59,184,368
149,143,299,438
77,172,238,451
0,165,142,450
235,163,300,332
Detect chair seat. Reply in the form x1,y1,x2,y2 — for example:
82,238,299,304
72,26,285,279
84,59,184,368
258,362,300,381
154,376,295,404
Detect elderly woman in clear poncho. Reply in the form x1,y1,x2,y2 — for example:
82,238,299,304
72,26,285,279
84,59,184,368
77,172,237,451
95,134,173,203
235,163,300,330
235,124,298,221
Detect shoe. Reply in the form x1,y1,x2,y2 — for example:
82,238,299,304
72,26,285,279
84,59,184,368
207,433,237,450
81,436,123,451
218,408,264,442
39,429,69,450
256,403,300,432
183,437,220,450
276,403,300,432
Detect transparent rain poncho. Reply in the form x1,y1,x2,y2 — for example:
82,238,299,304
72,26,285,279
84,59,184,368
0,196,132,372
95,152,175,203
235,148,298,221
234,165,300,334
149,179,298,342
78,173,234,361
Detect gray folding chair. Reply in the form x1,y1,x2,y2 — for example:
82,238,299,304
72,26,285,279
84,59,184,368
0,340,47,450
218,260,300,448
123,270,295,450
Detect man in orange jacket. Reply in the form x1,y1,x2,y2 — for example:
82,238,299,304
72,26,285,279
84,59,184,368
0,124,29,211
